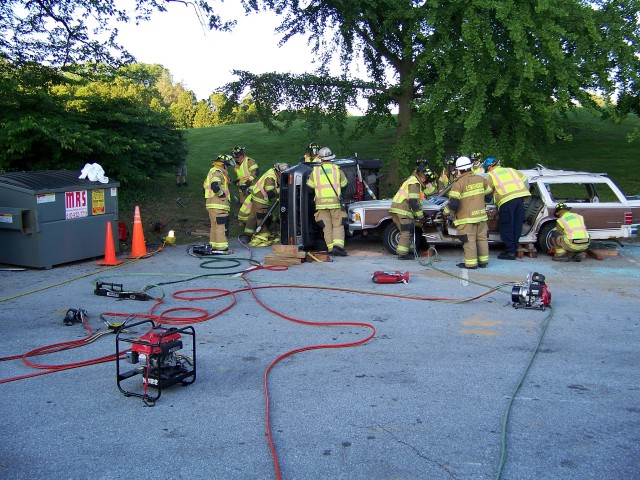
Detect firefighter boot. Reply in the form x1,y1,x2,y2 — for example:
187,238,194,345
552,253,571,262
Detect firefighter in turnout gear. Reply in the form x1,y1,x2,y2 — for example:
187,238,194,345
438,154,457,191
232,146,259,226
389,161,438,260
204,154,235,254
483,157,531,260
550,203,590,262
443,156,493,269
301,143,321,163
470,152,485,175
245,162,288,246
306,147,349,256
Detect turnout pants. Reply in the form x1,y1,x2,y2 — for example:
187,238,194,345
207,208,229,250
315,208,346,251
245,201,271,236
553,235,590,256
391,213,415,255
457,221,489,267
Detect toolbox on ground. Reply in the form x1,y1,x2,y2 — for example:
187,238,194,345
0,170,120,269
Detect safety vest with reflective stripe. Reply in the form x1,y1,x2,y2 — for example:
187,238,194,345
250,168,278,205
234,157,258,185
487,167,530,207
238,194,253,222
306,162,347,209
203,166,230,211
390,175,423,219
557,212,589,241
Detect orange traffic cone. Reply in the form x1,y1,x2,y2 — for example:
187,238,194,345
127,206,148,258
97,221,123,266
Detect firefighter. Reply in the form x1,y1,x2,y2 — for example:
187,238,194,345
438,154,457,191
245,162,289,246
550,203,590,262
203,154,235,254
306,146,348,256
483,157,531,260
301,143,321,163
443,156,493,269
470,152,484,175
231,146,259,225
389,161,438,260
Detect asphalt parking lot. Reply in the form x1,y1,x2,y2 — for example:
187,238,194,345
1,237,639,480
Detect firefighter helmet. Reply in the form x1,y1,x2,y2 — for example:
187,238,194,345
482,157,499,171
318,147,335,161
214,154,235,168
231,146,246,158
444,154,457,166
415,162,436,182
273,162,289,174
554,202,572,215
455,156,472,171
306,143,320,155
470,152,483,161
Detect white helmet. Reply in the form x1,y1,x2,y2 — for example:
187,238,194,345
273,162,289,173
455,156,472,171
318,147,335,161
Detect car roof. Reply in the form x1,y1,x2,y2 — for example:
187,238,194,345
521,167,611,182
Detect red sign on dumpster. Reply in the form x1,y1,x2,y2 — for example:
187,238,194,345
65,190,88,219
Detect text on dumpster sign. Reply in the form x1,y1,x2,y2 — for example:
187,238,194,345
65,190,88,219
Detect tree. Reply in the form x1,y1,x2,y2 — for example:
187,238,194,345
169,90,197,129
0,61,185,183
0,0,234,68
223,0,639,182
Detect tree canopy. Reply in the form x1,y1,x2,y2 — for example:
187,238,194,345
222,0,640,181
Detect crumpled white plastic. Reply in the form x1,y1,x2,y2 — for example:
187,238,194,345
79,163,109,183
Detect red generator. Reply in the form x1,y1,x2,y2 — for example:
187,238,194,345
116,319,196,405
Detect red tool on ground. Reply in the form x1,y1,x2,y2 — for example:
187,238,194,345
371,271,410,284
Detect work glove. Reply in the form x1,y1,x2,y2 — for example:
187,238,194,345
550,230,561,240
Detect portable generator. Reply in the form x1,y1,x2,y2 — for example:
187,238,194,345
116,319,196,404
511,272,551,310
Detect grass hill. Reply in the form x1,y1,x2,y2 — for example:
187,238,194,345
119,110,639,248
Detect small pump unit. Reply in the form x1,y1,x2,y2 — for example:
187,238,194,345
511,272,551,310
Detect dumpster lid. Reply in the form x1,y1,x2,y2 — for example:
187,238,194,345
0,170,119,192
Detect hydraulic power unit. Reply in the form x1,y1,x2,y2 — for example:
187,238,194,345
280,158,381,250
116,319,196,404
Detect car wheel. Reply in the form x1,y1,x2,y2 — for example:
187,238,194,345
382,222,400,254
537,221,557,254
381,222,424,254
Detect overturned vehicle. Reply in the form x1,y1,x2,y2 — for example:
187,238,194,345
346,168,640,254
279,157,382,250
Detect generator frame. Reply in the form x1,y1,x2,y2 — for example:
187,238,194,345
116,319,196,403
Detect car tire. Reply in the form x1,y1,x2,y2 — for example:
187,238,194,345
382,222,424,255
382,222,401,254
537,221,557,254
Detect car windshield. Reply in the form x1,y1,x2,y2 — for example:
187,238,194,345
543,182,621,204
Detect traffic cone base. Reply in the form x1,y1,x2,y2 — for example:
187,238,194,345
97,222,123,266
128,205,148,258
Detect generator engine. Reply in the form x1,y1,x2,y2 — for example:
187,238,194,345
116,319,196,404
511,272,551,310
